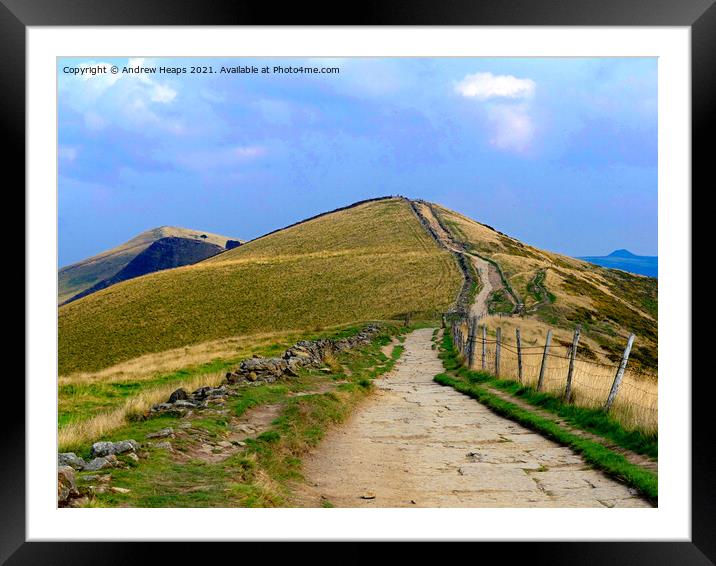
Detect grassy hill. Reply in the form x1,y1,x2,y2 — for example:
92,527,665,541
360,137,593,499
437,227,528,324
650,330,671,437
59,197,657,376
58,198,462,375
58,226,240,304
65,237,227,304
431,205,657,368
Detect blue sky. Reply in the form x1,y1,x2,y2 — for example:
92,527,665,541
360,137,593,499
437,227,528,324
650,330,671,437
58,57,657,267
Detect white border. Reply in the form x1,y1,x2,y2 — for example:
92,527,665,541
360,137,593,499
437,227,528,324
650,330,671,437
27,27,690,541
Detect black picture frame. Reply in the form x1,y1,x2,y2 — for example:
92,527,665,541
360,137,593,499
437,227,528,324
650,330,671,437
6,1,707,563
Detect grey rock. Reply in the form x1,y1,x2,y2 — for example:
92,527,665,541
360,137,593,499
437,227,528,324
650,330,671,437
168,388,188,403
83,457,113,472
154,441,173,452
173,400,196,408
89,441,115,458
146,427,174,439
90,439,139,458
192,386,213,399
113,440,140,454
58,452,86,470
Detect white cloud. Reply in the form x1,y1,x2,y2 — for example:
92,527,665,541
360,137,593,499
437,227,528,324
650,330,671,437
455,72,535,100
487,104,534,152
59,58,179,134
150,83,177,103
58,145,78,161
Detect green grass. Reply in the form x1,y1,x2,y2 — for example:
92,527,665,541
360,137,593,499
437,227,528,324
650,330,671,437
434,332,657,502
527,270,555,305
58,324,370,431
488,289,514,315
79,323,412,508
59,199,461,374
59,358,237,428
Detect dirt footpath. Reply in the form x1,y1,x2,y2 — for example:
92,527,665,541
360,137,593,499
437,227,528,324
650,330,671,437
292,329,651,508
468,255,494,318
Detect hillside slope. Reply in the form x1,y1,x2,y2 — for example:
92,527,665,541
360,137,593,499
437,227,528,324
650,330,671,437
431,205,657,368
58,198,462,375
58,226,240,303
65,237,226,304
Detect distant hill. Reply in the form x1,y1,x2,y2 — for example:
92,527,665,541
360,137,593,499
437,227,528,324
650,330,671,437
58,226,241,304
64,237,227,304
578,250,657,278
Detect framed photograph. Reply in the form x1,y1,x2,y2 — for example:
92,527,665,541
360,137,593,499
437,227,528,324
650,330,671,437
8,0,707,563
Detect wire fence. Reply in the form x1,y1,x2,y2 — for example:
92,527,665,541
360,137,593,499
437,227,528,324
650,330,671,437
447,315,657,433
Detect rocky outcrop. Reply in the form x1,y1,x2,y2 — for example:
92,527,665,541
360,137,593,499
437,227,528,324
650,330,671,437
58,452,87,471
58,466,80,506
225,325,380,384
90,439,140,458
147,325,381,417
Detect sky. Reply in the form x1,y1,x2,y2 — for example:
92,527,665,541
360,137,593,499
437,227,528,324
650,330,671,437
58,57,657,267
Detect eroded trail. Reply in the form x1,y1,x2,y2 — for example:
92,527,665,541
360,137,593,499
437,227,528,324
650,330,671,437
468,255,494,318
411,201,498,318
292,329,650,508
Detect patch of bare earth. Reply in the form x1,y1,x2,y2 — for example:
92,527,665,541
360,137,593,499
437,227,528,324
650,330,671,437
467,255,496,318
291,328,651,508
381,337,398,359
171,402,284,464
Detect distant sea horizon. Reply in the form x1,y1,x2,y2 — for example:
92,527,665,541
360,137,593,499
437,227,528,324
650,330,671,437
577,249,657,278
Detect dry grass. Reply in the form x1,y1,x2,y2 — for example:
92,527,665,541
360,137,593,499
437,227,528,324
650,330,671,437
433,205,657,368
59,371,226,453
59,199,461,374
457,316,657,433
59,329,314,386
58,226,238,304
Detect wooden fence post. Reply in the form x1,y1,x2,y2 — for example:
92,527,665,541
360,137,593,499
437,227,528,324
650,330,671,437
516,328,523,383
605,334,636,411
467,316,477,369
481,325,487,370
564,325,581,402
537,329,553,391
495,327,502,377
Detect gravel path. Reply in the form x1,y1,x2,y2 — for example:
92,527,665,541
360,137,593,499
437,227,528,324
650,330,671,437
293,329,651,508
468,255,493,318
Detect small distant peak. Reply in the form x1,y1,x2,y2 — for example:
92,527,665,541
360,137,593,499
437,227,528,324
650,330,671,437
608,249,637,258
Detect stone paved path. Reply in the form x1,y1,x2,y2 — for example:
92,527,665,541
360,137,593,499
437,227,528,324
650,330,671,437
293,328,651,508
